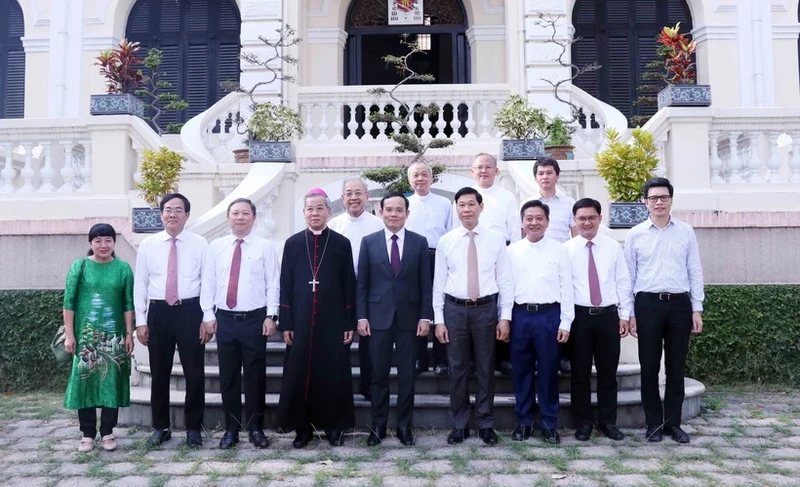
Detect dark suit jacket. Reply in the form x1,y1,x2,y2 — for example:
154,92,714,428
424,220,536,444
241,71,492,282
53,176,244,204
356,228,433,331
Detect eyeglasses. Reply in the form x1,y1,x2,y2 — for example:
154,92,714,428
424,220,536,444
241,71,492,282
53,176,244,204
472,165,495,172
162,209,185,215
576,216,600,223
344,191,365,198
646,195,672,203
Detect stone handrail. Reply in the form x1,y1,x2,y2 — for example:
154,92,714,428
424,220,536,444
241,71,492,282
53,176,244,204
568,85,629,154
180,91,242,165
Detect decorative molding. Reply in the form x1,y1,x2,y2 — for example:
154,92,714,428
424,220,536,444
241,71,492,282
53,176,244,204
242,0,281,20
305,28,348,49
31,0,50,26
770,0,788,12
83,36,122,51
524,0,562,14
21,36,50,53
465,25,507,45
482,0,504,14
691,25,738,43
772,24,800,39
307,0,330,17
712,0,735,12
84,0,112,24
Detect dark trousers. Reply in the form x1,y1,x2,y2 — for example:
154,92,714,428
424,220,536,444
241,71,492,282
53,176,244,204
570,306,620,427
147,299,205,431
444,298,497,429
78,407,118,438
511,306,560,430
358,334,372,394
216,308,267,432
635,293,693,428
418,250,446,368
370,316,416,430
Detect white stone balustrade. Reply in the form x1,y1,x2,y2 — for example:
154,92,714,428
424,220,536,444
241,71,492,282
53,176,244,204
181,92,244,165
569,85,630,157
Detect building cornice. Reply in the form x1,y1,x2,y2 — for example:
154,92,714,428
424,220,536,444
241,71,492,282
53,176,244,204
304,28,348,49
82,36,123,51
466,25,507,46
21,36,50,53
691,25,738,44
772,24,800,40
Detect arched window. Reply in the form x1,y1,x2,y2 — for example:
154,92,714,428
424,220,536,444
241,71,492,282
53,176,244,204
126,0,241,131
0,0,25,119
344,0,470,85
572,0,693,126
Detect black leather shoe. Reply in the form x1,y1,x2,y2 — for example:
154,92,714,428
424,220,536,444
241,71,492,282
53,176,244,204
664,425,690,444
599,424,625,441
186,430,203,448
511,425,532,441
326,429,344,446
495,361,513,375
248,430,270,449
575,424,593,441
367,428,385,447
360,386,372,402
646,425,663,442
396,427,414,446
293,429,312,449
218,430,238,449
434,364,449,376
559,360,571,374
415,360,428,376
541,428,561,444
146,429,171,448
447,428,469,444
479,428,498,445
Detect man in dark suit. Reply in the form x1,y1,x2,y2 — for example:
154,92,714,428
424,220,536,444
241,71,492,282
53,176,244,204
356,191,433,447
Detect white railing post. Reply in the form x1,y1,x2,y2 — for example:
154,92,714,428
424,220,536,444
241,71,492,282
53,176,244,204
479,101,491,138
79,139,93,192
332,104,344,140
0,143,16,193
345,103,358,140
726,132,744,183
708,131,724,183
434,103,447,139
58,141,77,192
747,131,765,183
303,103,314,140
37,142,55,193
376,105,388,141
464,100,476,139
18,142,36,193
791,130,800,183
318,103,330,141
132,144,144,188
766,130,785,183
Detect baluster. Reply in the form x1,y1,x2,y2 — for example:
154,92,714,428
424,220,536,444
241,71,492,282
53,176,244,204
726,132,744,183
479,101,491,138
766,130,785,183
0,143,16,193
37,142,55,193
345,103,358,140
791,130,800,183
434,102,447,139
318,103,330,141
132,145,144,187
655,139,667,177
363,104,375,139
464,100,476,139
407,102,419,138
708,131,724,183
17,142,35,193
203,119,215,151
376,105,388,141
420,102,432,139
58,141,76,192
218,117,230,155
303,103,314,140
332,104,344,140
79,140,92,192
747,131,765,183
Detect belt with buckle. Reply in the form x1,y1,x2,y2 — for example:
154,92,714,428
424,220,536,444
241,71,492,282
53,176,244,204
446,293,497,307
575,304,617,315
216,307,266,321
151,296,200,307
514,302,559,312
639,292,689,301
428,248,437,255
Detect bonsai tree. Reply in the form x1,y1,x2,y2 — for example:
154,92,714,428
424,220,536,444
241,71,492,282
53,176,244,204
133,48,189,135
493,94,549,140
595,127,659,202
545,116,573,147
247,101,303,142
94,39,143,94
362,163,447,194
136,147,184,208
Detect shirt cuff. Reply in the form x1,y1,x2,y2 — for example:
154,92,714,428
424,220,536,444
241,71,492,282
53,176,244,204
419,319,431,323
558,319,572,332
202,310,216,322
267,307,279,316
358,318,368,323
499,309,512,321
135,312,147,327
434,310,444,325
692,301,703,313
618,310,631,321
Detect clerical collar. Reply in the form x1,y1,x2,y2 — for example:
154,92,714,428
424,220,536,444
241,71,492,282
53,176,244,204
307,227,326,236
525,236,547,246
347,211,367,222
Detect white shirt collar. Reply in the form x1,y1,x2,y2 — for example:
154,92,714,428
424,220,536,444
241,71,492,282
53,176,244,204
230,232,253,244
535,187,567,201
524,236,548,247
458,223,484,236
347,211,368,223
161,229,188,241
575,234,600,247
384,227,406,241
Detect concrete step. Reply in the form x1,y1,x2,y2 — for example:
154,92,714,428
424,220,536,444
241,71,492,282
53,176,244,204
135,363,643,395
118,378,705,430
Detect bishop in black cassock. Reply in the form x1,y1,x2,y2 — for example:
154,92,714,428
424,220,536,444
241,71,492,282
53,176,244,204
277,190,357,448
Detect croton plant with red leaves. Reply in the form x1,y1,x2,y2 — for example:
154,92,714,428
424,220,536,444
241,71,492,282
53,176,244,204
656,22,697,85
94,39,144,94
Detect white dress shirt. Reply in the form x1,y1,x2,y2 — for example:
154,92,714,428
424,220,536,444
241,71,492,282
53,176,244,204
624,217,705,314
383,227,405,260
328,210,385,276
563,234,632,320
433,224,514,324
406,191,452,248
507,237,575,331
134,229,215,326
452,184,521,243
520,189,576,243
204,233,280,314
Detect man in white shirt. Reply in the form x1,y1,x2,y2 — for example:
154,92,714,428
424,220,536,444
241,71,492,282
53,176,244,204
507,200,574,444
434,187,513,446
519,157,577,374
134,193,215,449
205,198,280,450
564,198,631,442
328,177,384,401
406,161,451,376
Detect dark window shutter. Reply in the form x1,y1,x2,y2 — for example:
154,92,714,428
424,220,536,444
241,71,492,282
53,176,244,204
635,0,658,24
218,43,241,96
574,0,596,24
668,0,691,23
160,0,181,33
0,0,25,119
607,37,632,119
8,1,24,37
156,45,180,128
573,38,599,99
187,0,209,32
127,0,150,35
186,44,210,119
607,0,629,23
220,1,240,31
4,50,25,118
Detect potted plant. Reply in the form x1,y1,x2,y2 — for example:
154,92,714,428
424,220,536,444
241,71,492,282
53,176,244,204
656,23,711,109
493,94,548,161
133,147,184,233
595,127,659,228
91,39,146,118
133,48,189,135
544,116,574,160
246,101,303,163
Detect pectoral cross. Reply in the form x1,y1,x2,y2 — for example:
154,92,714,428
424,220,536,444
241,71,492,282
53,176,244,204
309,278,319,292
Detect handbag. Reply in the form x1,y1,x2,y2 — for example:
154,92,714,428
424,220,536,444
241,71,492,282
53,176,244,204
51,258,86,363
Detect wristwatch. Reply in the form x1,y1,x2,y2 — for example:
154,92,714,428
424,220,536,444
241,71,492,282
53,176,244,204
267,315,278,322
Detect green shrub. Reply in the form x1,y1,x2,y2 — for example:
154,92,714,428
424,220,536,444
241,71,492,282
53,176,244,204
0,290,70,392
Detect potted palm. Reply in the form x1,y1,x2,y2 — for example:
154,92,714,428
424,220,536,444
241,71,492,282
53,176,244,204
656,23,711,109
544,116,574,160
91,39,145,118
247,101,303,163
595,127,659,228
133,147,184,233
493,94,548,161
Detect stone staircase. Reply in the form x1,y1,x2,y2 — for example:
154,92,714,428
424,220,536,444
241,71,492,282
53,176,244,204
119,340,705,430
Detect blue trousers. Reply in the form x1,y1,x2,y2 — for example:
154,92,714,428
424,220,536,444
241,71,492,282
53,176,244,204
511,306,560,430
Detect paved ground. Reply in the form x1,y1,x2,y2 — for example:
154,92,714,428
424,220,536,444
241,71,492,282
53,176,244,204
2,391,800,486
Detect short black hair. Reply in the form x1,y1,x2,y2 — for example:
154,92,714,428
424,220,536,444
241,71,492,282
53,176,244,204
642,177,674,199
160,193,191,213
454,186,483,204
520,199,550,219
227,197,257,216
533,157,560,176
87,223,117,257
380,191,409,210
572,198,602,216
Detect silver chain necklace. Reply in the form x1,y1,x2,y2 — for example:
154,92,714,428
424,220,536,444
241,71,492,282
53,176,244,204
305,228,331,292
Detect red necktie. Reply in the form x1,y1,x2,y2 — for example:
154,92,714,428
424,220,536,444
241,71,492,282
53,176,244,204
226,239,243,309
165,238,179,306
587,241,602,306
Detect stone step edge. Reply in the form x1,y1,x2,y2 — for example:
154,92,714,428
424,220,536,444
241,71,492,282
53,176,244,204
128,378,704,408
